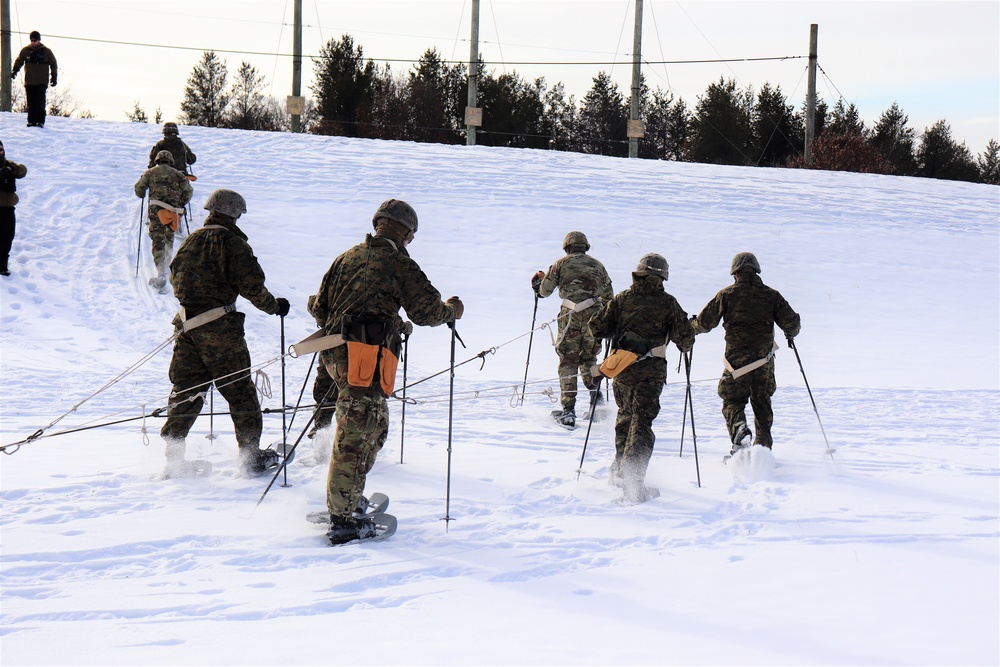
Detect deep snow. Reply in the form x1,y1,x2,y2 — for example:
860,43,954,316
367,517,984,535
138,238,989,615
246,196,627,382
0,113,997,666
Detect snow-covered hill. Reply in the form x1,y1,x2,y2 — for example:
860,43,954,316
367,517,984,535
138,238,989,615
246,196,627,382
1,113,997,665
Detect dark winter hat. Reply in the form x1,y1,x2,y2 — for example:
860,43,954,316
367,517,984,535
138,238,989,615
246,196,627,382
29,31,41,41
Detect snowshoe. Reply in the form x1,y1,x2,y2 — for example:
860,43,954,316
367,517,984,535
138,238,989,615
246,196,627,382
266,440,296,467
326,513,397,545
161,459,212,479
550,409,576,429
724,423,753,463
240,446,281,477
306,492,390,525
617,484,660,506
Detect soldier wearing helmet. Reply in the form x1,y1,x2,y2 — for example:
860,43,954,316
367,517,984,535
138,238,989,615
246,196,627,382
133,151,193,290
308,199,462,544
690,252,801,458
148,122,197,175
589,253,694,503
531,231,613,429
158,188,290,479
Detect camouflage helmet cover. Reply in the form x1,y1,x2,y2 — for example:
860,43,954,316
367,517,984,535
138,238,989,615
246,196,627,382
634,252,669,280
372,199,418,233
154,150,174,165
203,189,248,219
730,252,761,275
562,230,590,251
163,121,179,135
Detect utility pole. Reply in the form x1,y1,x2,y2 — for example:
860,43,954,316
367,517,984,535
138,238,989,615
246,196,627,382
465,0,482,146
1,0,12,112
627,0,645,158
804,24,818,165
288,0,304,133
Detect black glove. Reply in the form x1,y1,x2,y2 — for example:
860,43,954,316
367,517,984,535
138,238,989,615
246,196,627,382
274,297,290,317
0,165,10,177
10,71,16,80
50,77,56,87
786,335,796,348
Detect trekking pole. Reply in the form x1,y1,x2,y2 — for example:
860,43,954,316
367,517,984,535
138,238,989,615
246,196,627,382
576,375,604,481
279,315,290,487
519,293,539,405
442,321,466,531
788,338,835,458
287,353,316,433
678,351,690,457
134,196,145,277
207,383,217,440
399,330,409,464
682,350,701,488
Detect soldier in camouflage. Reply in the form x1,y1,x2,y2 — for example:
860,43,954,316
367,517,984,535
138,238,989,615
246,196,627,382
134,151,193,290
0,140,28,277
690,252,801,456
532,231,613,429
309,199,462,544
159,188,290,478
148,122,197,175
589,253,694,502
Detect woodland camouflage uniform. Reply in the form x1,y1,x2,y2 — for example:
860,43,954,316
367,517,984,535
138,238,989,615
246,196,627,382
160,201,287,475
691,253,800,450
133,158,193,279
589,255,694,498
309,201,460,525
148,133,196,174
535,232,613,418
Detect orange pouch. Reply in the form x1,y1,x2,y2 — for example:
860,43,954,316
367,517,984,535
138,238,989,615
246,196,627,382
379,347,399,397
346,341,380,388
157,208,180,232
598,349,639,378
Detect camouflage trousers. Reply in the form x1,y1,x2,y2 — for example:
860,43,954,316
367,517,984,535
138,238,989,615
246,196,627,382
611,359,666,482
325,366,389,519
147,214,175,274
309,362,336,436
160,313,263,454
555,305,602,412
718,359,777,447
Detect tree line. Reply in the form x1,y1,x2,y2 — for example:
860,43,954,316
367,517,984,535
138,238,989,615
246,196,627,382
144,37,998,185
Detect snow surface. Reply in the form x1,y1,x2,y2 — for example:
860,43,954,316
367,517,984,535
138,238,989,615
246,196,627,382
1,114,998,666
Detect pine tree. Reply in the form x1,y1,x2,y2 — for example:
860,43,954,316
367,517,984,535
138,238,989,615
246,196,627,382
870,102,917,176
826,99,865,136
542,82,578,152
311,35,375,137
917,120,980,182
578,71,627,157
180,51,230,127
224,62,283,131
977,139,1000,185
753,83,799,167
126,101,148,123
641,88,689,160
688,76,754,165
407,48,466,144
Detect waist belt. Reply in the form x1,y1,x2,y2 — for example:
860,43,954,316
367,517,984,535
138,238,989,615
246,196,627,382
149,198,185,214
724,341,779,379
560,297,598,312
179,303,237,332
290,329,345,357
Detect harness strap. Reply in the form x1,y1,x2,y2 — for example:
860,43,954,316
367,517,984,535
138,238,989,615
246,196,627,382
179,303,237,333
291,329,345,357
560,297,598,312
724,341,779,379
148,198,185,214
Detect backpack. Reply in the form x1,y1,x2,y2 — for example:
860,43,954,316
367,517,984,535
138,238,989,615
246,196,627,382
27,48,46,65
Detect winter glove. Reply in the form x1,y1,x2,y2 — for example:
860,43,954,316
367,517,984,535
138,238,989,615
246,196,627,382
274,297,290,318
10,71,16,80
531,270,544,288
786,334,796,348
401,321,414,336
446,296,464,320
50,76,56,87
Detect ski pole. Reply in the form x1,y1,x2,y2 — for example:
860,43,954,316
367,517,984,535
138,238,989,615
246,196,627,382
682,350,701,488
788,338,835,458
399,330,409,464
207,383,216,440
279,314,290,488
576,375,604,480
134,196,145,277
519,293,539,405
287,353,316,433
442,321,466,531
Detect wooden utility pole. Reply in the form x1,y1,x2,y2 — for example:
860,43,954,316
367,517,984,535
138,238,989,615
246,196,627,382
627,0,644,158
465,0,481,146
289,0,304,133
804,24,818,165
1,0,12,112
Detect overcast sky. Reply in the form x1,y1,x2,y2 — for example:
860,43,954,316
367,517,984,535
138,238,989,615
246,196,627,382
6,0,998,154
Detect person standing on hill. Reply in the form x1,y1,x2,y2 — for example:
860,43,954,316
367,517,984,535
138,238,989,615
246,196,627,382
159,188,290,478
148,122,197,176
690,252,801,458
0,140,28,277
589,253,694,502
532,231,613,429
308,199,463,544
11,31,57,128
134,151,193,291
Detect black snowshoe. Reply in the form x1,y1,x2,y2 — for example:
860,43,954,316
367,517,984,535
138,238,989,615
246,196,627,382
326,512,397,546
550,409,576,429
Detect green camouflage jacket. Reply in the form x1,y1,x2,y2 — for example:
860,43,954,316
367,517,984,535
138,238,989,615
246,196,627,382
169,212,281,321
538,251,613,305
590,274,694,355
691,273,801,368
133,164,193,210
148,136,197,173
309,234,455,368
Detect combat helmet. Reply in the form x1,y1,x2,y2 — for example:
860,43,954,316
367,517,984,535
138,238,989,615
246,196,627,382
163,122,179,136
372,199,418,233
154,150,174,166
562,231,590,252
634,252,669,281
204,189,247,219
730,252,761,275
